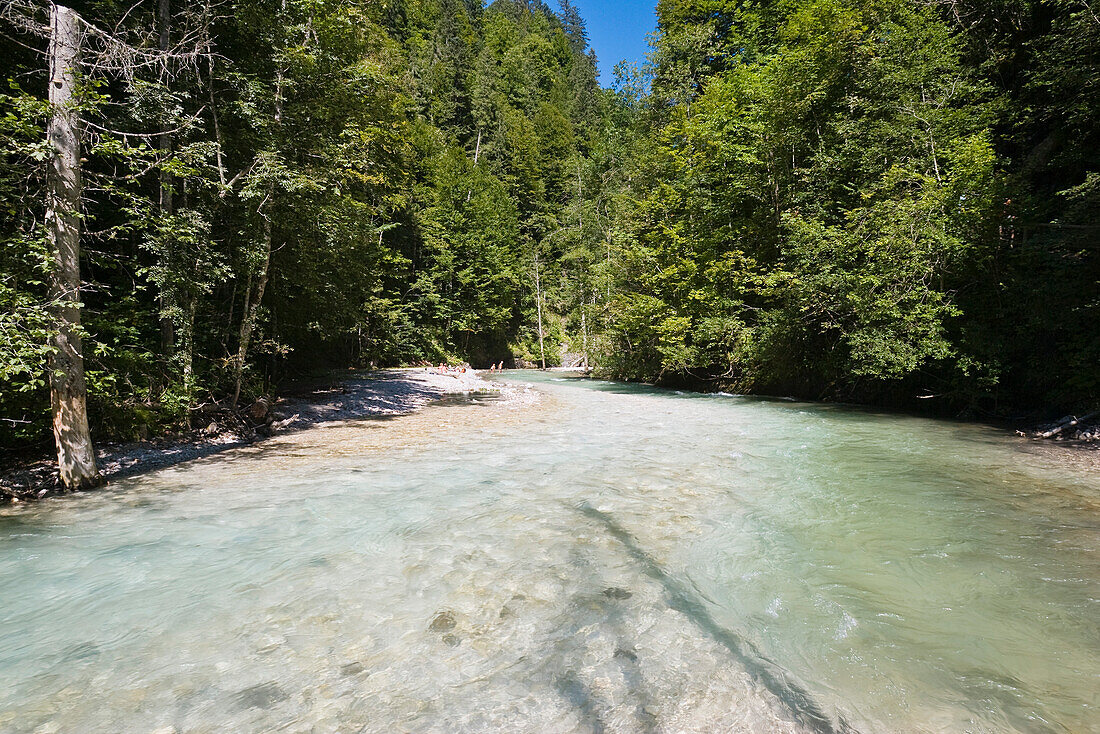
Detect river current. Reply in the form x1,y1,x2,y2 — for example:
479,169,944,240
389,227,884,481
1,372,1097,733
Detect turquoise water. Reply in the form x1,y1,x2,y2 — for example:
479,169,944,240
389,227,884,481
1,372,1097,732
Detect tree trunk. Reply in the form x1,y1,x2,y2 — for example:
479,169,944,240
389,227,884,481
46,4,98,489
207,56,227,187
231,56,283,409
181,295,196,427
576,158,583,230
1037,411,1098,439
603,204,612,300
466,128,481,203
580,308,588,368
157,0,174,353
534,253,545,369
231,200,272,408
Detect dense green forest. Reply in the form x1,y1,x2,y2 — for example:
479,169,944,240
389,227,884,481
613,0,1099,416
1,0,1097,486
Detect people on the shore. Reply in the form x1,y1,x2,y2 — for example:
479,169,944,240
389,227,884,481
432,361,481,374
430,360,504,374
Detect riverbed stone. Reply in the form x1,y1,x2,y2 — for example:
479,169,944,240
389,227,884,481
613,647,638,662
233,682,288,710
429,610,456,633
340,661,365,676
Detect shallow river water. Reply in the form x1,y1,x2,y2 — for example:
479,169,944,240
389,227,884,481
1,372,1098,733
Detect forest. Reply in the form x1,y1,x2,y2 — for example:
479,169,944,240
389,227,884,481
1,0,1097,487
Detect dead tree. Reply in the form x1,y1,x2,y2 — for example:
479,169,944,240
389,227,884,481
534,252,546,369
157,0,175,353
46,3,98,489
3,0,213,489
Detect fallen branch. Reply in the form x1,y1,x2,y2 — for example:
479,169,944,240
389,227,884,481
271,413,299,432
1036,411,1099,439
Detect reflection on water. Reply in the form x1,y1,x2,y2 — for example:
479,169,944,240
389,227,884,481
0,372,1097,733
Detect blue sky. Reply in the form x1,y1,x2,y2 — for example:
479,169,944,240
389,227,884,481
569,0,657,86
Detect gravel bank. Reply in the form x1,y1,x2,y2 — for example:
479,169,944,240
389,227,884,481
1,368,529,503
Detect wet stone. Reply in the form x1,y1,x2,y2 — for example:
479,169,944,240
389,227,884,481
613,647,638,662
233,682,288,711
429,611,456,633
340,661,365,676
61,642,100,661
255,634,286,654
442,634,461,647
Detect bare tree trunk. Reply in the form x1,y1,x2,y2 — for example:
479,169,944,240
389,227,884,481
46,4,98,489
207,55,227,187
603,204,612,300
231,53,283,409
576,158,583,230
1036,411,1098,439
534,253,545,369
179,183,196,428
466,128,481,203
580,308,588,368
181,295,196,427
157,0,174,353
231,213,271,408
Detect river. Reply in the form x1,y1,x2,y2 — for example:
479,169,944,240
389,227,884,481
1,371,1097,733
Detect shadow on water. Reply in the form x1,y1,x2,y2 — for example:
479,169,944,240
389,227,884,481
554,671,609,734
544,544,660,734
576,503,855,734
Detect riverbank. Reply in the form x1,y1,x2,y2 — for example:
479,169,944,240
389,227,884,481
0,368,524,504
589,366,1100,455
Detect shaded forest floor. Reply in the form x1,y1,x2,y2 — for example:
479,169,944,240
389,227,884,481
0,368,501,504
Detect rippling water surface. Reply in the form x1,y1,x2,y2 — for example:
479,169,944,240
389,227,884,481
1,372,1097,733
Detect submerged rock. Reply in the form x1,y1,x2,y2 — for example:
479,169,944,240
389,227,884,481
429,610,456,633
233,682,287,711
340,661,365,676
61,641,100,661
602,587,632,600
613,647,638,662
